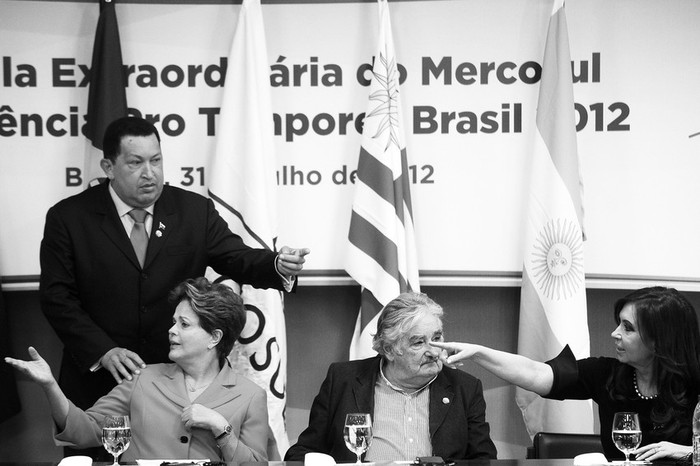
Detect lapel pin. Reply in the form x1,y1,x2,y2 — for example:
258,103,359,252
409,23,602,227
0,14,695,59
159,222,166,230
155,230,163,237
442,397,450,404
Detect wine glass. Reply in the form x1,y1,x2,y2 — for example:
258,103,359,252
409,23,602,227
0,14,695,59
343,413,372,464
102,415,131,466
612,412,641,464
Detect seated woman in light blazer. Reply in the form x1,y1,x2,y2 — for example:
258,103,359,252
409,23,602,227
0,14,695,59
6,277,268,462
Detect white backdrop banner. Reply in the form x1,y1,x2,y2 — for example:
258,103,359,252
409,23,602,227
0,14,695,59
1,0,699,282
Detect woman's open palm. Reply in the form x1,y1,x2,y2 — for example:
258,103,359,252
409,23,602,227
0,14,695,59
5,346,55,387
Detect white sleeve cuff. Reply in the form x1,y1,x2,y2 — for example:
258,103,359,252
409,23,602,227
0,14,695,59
274,253,295,292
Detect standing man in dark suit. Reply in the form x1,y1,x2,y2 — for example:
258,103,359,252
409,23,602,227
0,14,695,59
40,116,309,457
285,292,497,462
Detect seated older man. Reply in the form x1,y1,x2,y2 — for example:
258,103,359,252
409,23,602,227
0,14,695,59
285,292,497,462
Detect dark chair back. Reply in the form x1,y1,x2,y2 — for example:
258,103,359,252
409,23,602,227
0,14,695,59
527,432,604,459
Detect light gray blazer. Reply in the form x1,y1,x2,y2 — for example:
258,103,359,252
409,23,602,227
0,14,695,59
55,361,269,462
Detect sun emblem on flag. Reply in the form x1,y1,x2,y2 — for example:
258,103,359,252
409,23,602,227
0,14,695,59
531,218,584,301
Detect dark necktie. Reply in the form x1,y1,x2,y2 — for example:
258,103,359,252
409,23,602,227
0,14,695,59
128,208,149,267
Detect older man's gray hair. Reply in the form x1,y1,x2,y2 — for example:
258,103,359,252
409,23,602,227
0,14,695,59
371,292,443,357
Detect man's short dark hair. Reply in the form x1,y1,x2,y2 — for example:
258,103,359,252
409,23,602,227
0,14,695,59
103,116,161,162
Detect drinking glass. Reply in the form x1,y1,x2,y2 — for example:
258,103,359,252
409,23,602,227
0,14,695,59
343,413,372,464
102,415,131,466
612,412,641,464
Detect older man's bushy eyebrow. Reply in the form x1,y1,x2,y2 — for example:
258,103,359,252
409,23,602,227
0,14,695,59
407,329,443,342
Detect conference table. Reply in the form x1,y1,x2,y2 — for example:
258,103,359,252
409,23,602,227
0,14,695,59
0,462,580,466
242,462,672,466
248,462,579,466
0,460,666,466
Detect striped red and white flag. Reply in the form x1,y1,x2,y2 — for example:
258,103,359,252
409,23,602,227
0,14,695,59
83,0,127,187
516,0,593,436
346,0,420,361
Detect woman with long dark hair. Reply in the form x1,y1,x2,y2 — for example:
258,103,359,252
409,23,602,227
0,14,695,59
432,286,700,461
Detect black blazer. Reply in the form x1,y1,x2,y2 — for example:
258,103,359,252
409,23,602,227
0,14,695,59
285,356,497,461
40,182,282,406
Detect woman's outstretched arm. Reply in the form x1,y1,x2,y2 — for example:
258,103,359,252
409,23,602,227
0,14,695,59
431,341,554,396
5,346,70,429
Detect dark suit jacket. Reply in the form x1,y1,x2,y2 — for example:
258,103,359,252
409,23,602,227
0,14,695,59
284,356,497,461
40,182,283,407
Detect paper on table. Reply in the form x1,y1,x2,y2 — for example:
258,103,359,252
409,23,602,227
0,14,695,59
304,453,336,466
574,455,651,466
136,459,209,466
574,453,608,465
57,456,92,466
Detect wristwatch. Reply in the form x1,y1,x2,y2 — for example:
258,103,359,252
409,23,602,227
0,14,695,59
215,424,232,441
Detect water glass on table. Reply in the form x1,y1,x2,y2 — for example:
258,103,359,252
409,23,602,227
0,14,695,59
612,412,641,464
343,413,373,464
102,415,131,466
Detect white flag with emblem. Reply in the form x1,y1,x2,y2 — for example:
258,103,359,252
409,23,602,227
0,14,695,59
516,0,593,436
206,0,289,458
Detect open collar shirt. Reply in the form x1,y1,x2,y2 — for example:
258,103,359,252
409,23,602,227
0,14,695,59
366,363,437,461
